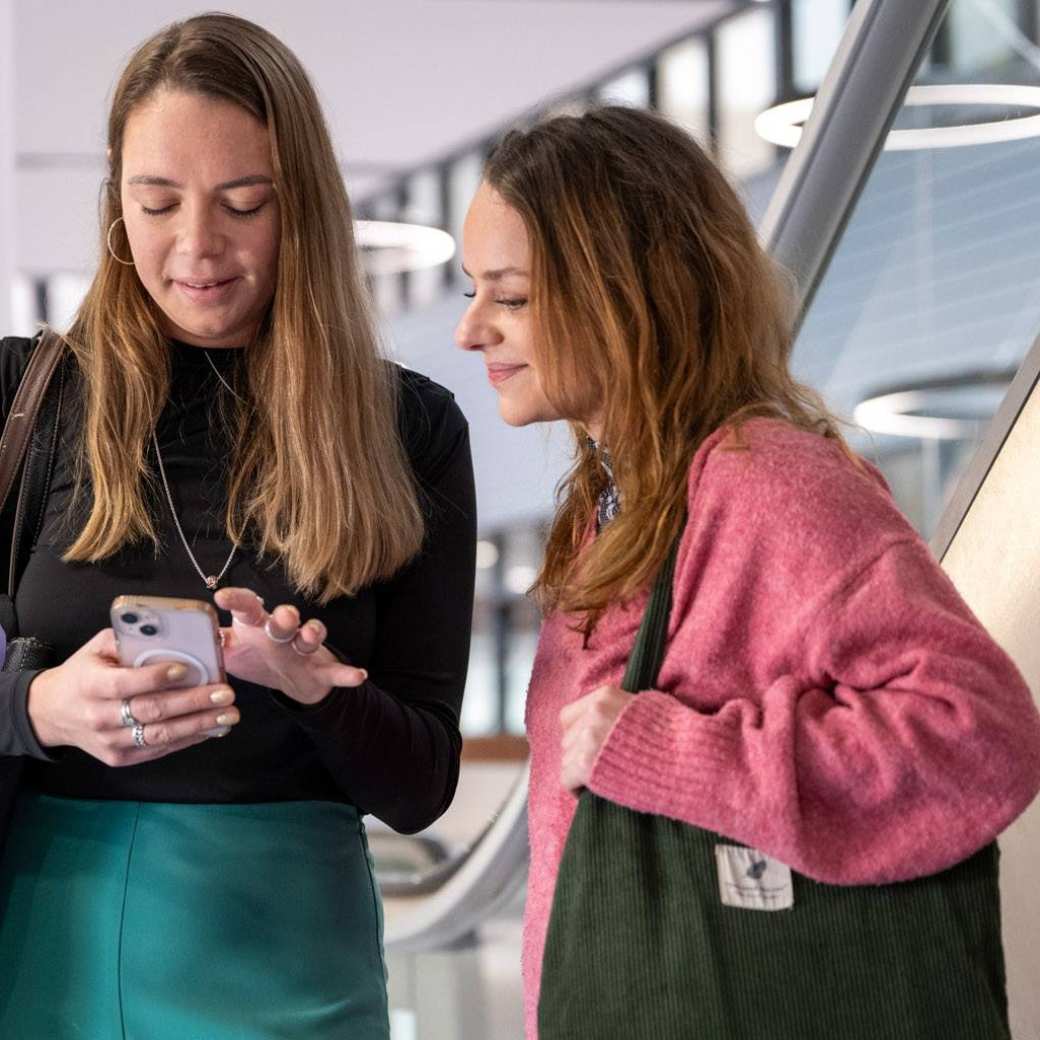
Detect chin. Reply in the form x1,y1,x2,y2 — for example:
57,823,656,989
498,402,533,427
499,399,557,428
165,313,244,346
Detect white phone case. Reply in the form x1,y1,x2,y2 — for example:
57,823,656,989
111,595,225,688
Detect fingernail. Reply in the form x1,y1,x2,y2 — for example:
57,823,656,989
212,725,232,738
210,688,234,706
358,670,368,682
167,664,187,680
216,712,239,726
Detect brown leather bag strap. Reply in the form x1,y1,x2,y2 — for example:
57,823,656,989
0,330,65,512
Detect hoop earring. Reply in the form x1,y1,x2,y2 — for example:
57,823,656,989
106,216,135,266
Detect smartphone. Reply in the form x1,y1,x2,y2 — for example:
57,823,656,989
111,595,225,688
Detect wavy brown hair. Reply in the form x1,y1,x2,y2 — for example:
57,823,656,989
63,12,423,600
484,106,849,630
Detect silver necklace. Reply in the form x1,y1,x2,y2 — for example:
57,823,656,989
152,430,237,590
203,350,245,403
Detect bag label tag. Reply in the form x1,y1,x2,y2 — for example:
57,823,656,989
715,844,794,911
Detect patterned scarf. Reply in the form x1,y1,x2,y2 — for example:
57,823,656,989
591,439,620,531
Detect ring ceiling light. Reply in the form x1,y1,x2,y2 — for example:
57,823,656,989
854,369,1015,440
355,220,456,276
756,84,1040,151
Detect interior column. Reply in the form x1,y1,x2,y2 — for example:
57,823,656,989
0,0,15,334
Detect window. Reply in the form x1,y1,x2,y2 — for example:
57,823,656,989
448,151,485,286
949,0,1019,72
791,0,1040,537
657,35,711,144
716,7,778,179
596,67,651,109
10,274,34,336
49,272,91,331
792,0,849,92
403,168,445,311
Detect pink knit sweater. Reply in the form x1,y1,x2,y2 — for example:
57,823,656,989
522,418,1040,1039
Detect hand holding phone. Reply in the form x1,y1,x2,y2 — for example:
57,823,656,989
112,595,231,738
25,597,237,765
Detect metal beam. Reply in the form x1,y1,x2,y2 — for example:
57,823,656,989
931,327,1040,560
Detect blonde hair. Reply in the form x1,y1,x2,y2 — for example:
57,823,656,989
64,12,423,600
484,106,849,631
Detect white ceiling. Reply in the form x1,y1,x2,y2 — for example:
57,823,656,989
4,0,741,532
11,0,734,272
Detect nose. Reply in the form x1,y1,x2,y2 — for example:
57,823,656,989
454,298,500,353
176,200,225,260
453,310,478,352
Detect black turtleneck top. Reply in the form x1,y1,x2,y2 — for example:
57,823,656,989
0,336,476,834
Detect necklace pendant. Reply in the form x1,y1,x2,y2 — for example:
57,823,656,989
205,576,219,590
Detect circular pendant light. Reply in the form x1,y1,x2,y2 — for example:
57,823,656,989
756,84,1040,151
355,220,456,275
854,368,1016,439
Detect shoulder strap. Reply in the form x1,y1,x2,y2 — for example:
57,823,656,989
620,528,683,694
0,330,65,511
0,330,67,600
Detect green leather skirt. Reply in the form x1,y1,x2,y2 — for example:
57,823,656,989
0,792,389,1039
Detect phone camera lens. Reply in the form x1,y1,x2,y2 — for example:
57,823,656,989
140,624,158,636
121,612,139,625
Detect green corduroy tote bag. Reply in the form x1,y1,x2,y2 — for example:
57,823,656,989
538,536,1010,1040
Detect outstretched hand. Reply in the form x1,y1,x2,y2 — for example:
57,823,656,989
213,587,367,705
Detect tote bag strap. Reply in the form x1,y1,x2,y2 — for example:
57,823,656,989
0,329,66,603
0,329,65,510
620,525,684,694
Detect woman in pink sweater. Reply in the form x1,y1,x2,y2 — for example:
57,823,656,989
454,106,1040,1039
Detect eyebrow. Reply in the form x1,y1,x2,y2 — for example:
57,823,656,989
460,265,530,281
126,174,274,191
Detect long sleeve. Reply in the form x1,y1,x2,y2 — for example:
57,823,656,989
589,535,1040,883
279,382,477,833
8,346,476,814
0,672,48,758
586,424,1040,884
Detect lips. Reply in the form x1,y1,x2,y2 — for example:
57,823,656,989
173,277,239,304
487,363,527,387
174,276,236,287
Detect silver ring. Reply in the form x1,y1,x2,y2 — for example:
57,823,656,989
264,618,296,644
120,698,138,728
132,723,146,748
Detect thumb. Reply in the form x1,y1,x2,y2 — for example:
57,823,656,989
327,663,369,689
86,627,118,660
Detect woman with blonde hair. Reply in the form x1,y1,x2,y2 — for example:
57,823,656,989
0,13,475,1039
456,106,1040,1039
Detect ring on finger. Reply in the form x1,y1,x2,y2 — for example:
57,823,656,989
264,618,296,644
291,634,319,657
120,698,139,728
132,723,146,748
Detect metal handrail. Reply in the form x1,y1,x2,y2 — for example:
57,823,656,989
382,763,529,953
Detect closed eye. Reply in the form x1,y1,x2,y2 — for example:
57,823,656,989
225,203,266,219
139,202,267,218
